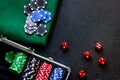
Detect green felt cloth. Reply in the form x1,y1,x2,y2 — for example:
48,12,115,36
0,0,58,46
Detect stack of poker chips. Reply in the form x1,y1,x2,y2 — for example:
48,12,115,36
21,61,66,80
24,0,52,36
5,52,66,80
49,67,65,80
21,57,41,80
35,62,53,80
8,52,27,75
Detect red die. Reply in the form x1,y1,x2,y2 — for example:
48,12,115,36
83,51,91,59
78,70,86,78
94,42,102,51
61,42,69,50
98,57,106,65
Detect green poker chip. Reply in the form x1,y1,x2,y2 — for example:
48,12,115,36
5,51,16,63
9,52,27,75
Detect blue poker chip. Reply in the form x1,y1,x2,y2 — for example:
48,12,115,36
42,11,52,23
36,24,47,36
39,9,47,21
49,67,65,80
30,10,43,22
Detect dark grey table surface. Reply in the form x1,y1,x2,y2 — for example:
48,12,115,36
0,0,120,80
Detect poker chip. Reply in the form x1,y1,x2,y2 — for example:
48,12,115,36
29,2,37,11
26,15,37,27
25,23,37,30
42,11,52,23
35,62,52,80
39,9,47,21
21,57,40,80
24,4,32,16
9,52,27,75
30,10,43,22
49,67,65,80
24,24,37,35
31,0,38,2
36,0,47,10
31,9,52,23
5,51,16,63
36,24,47,36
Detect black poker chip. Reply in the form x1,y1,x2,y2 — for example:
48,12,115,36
21,57,40,80
30,0,38,3
24,4,32,16
29,2,37,11
36,0,47,10
36,24,47,36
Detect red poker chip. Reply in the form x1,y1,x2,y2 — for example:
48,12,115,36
35,62,52,80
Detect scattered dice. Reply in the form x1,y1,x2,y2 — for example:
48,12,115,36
78,70,86,79
98,57,106,65
83,51,91,59
61,42,69,50
94,42,102,51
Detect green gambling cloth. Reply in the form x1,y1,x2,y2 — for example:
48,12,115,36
0,0,59,46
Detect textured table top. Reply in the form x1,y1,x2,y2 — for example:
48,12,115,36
0,0,120,80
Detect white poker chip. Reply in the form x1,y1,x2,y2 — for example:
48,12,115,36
26,15,37,27
24,24,37,35
25,23,37,30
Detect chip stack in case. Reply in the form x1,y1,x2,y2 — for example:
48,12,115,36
35,62,53,80
49,67,65,80
9,52,27,75
21,57,40,80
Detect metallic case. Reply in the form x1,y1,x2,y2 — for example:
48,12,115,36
0,36,71,80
